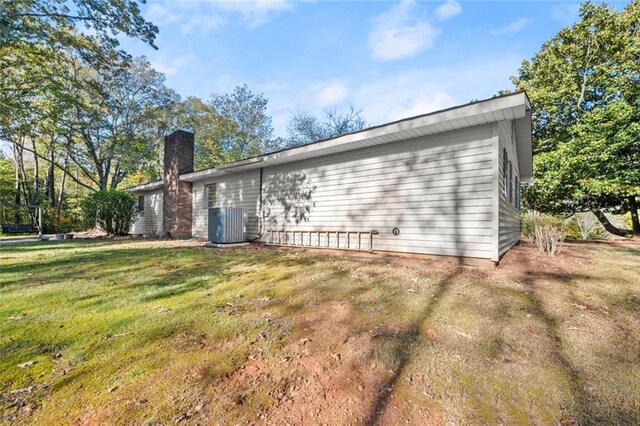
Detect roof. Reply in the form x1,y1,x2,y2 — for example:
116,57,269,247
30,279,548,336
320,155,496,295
127,91,532,192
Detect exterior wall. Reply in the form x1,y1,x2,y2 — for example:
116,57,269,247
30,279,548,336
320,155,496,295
192,170,261,239
131,189,164,235
497,120,521,256
261,125,496,258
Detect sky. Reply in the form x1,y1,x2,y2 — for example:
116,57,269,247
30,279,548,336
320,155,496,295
118,0,626,137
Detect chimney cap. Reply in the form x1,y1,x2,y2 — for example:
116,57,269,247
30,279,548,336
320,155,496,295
165,129,194,139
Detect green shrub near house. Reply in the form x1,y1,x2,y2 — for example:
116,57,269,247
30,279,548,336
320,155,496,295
81,190,139,235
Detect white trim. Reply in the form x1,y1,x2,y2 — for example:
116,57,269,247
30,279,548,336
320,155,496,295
125,180,164,193
181,93,532,183
491,123,501,263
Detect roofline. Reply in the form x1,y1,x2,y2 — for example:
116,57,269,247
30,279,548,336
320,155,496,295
181,91,530,182
189,90,530,176
127,90,531,190
123,179,164,192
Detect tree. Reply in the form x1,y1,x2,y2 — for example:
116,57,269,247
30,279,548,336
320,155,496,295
68,57,179,190
1,0,157,51
1,0,159,150
513,1,640,235
211,84,274,161
173,97,237,170
286,104,368,147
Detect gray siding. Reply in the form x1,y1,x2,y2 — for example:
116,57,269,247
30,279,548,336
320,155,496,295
497,120,521,256
192,170,261,239
261,125,496,258
131,189,163,235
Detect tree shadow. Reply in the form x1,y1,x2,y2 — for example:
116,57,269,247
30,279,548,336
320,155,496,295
363,142,465,424
519,267,605,424
262,171,316,228
364,267,461,425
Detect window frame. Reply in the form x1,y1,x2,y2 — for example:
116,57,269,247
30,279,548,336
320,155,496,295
206,183,217,209
515,176,520,209
508,161,513,203
502,147,508,199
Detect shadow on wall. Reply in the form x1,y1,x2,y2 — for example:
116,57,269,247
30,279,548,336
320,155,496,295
340,134,482,256
263,172,317,228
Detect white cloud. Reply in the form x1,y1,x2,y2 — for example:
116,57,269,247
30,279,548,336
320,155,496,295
435,0,462,20
388,92,456,120
215,0,293,28
315,81,348,108
368,0,439,61
265,54,524,137
145,0,292,34
150,53,196,76
490,18,531,36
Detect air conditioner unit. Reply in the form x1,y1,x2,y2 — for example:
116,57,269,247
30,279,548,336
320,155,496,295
208,207,246,243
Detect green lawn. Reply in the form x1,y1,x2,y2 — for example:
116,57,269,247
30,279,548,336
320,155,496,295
1,239,639,425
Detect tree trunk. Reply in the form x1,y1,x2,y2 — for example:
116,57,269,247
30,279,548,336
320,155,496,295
629,196,640,235
31,138,39,198
13,144,22,223
591,208,632,237
47,150,55,207
55,154,69,223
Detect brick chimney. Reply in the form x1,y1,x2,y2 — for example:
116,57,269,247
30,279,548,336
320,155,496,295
163,130,194,238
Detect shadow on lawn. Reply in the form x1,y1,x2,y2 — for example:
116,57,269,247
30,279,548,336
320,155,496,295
521,270,604,424
361,245,640,424
364,267,461,425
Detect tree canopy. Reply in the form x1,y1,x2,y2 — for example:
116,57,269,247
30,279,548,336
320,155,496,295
286,105,368,148
211,84,275,161
513,0,640,235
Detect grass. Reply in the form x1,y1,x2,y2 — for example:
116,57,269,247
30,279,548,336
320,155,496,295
1,239,639,425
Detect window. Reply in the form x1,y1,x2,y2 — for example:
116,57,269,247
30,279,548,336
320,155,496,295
515,176,520,209
508,162,513,203
206,184,217,208
502,148,508,198
137,195,145,212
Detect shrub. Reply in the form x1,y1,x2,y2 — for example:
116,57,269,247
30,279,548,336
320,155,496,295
570,212,603,240
522,210,565,256
534,220,565,256
81,190,139,236
562,217,582,240
521,210,536,241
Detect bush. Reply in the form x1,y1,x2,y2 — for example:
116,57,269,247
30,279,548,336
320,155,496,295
562,217,582,240
535,220,565,256
81,190,139,236
521,210,536,241
522,210,565,256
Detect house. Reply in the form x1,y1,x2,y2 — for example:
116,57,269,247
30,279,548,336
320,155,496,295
127,92,532,262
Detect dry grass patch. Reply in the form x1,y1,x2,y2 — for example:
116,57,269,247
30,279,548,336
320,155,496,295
1,238,639,425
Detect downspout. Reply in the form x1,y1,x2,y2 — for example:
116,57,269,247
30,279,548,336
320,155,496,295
258,167,263,238
491,123,501,264
249,167,264,242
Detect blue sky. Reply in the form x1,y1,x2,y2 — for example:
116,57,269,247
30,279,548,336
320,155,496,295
119,0,626,137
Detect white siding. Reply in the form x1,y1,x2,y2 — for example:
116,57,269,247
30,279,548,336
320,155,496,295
261,125,496,258
497,120,521,256
192,170,261,239
130,189,163,235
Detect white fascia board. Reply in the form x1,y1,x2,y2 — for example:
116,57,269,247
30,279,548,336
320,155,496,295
181,92,531,183
124,180,164,192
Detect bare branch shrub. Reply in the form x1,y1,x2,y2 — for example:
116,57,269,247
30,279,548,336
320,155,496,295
524,210,565,256
534,222,565,256
573,212,601,239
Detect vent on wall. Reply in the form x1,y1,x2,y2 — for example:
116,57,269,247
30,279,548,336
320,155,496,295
208,208,246,243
